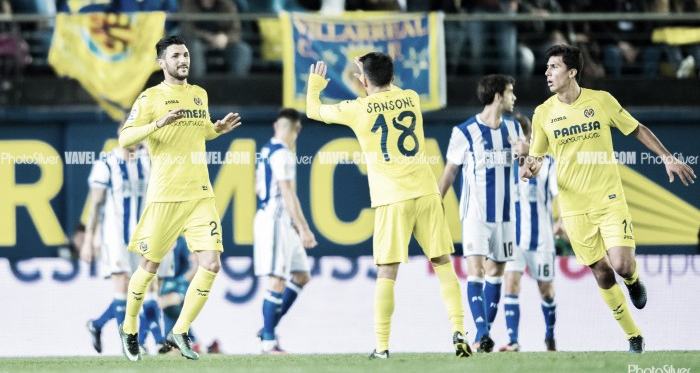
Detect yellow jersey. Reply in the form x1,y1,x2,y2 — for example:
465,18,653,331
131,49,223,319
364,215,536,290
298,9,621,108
530,88,639,216
307,74,439,207
123,82,219,202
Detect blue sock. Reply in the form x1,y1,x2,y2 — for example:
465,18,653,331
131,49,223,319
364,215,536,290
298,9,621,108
484,276,503,329
114,298,127,326
262,291,282,341
542,297,556,340
162,304,182,337
138,312,149,345
467,277,488,342
92,301,114,330
275,280,303,327
504,294,520,344
144,299,165,343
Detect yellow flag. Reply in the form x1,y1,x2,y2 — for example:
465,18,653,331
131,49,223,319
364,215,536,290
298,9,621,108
49,12,165,121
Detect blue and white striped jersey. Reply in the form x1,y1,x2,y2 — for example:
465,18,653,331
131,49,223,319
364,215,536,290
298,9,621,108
88,148,150,247
255,138,296,215
514,155,558,252
446,115,523,222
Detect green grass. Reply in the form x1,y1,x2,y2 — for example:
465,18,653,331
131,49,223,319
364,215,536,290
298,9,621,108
1,352,699,373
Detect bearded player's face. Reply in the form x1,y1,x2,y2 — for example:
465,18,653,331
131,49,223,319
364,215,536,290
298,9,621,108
161,44,190,81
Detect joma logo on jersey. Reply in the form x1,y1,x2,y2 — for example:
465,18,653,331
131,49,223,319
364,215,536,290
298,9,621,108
554,121,601,138
165,100,179,105
583,108,595,118
550,116,567,123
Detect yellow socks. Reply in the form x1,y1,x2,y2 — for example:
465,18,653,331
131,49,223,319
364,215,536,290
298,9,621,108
434,262,465,334
374,278,395,352
123,266,156,334
599,284,641,339
623,261,639,286
172,267,217,334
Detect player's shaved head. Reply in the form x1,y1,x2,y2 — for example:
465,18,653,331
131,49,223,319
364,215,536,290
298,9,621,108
359,52,393,88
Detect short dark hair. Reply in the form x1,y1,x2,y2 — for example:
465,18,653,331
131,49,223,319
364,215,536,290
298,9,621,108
359,52,393,87
546,44,584,82
477,74,516,105
156,35,186,59
277,108,300,123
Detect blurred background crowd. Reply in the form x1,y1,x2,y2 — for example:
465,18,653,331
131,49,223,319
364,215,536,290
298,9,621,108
1,0,699,82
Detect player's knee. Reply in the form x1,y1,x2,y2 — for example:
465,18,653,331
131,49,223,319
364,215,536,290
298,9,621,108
611,260,634,279
200,260,221,273
292,272,310,287
540,285,555,300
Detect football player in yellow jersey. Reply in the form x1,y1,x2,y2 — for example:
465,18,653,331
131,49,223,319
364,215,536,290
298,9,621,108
116,35,242,361
306,53,471,359
520,44,696,353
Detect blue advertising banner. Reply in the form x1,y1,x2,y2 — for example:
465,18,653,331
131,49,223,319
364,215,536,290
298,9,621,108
281,12,446,111
0,109,698,261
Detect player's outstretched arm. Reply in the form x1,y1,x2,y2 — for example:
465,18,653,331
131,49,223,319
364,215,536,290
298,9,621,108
438,163,460,199
119,108,185,148
306,61,331,122
278,180,318,249
632,123,696,186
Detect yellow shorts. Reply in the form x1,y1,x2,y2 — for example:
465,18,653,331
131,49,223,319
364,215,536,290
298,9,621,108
127,198,223,263
373,193,454,265
562,200,635,266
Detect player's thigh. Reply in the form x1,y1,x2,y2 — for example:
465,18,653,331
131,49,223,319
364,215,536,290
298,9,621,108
561,213,606,266
373,200,416,265
462,218,493,258
412,194,454,260
597,202,636,250
505,246,526,274
487,221,515,262
128,202,188,263
524,250,555,282
183,198,224,253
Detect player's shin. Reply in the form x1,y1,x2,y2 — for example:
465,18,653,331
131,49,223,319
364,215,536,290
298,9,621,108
123,267,156,334
172,267,217,334
374,278,395,352
434,262,465,334
599,284,641,339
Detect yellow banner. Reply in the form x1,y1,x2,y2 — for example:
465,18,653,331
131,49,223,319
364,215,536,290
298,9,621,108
49,12,165,121
652,27,700,46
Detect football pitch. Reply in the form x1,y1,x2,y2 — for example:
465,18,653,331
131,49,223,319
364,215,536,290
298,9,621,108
2,352,698,373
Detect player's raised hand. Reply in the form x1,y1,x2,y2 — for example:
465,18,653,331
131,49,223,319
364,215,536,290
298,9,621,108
156,108,185,128
300,228,318,249
214,112,242,134
352,56,365,83
664,156,696,186
309,61,330,82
